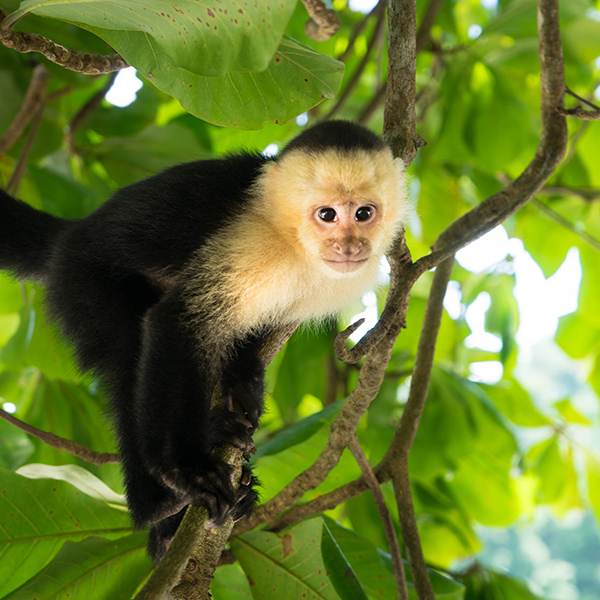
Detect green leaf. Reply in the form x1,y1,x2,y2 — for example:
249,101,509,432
0,272,21,315
16,463,125,505
92,122,210,186
255,400,343,460
87,31,344,129
463,567,546,600
321,522,368,600
0,467,132,597
9,0,297,77
482,379,551,427
324,519,465,599
231,518,341,600
210,562,253,600
4,533,152,600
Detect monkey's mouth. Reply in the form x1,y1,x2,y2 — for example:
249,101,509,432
323,258,368,273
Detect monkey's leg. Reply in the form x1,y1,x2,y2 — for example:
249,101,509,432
135,292,256,526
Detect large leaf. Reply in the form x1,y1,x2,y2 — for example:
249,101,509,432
0,467,132,597
93,31,344,129
231,518,341,600
4,533,152,600
325,519,465,600
8,0,297,77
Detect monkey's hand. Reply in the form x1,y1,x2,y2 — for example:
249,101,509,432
209,404,257,455
160,458,237,526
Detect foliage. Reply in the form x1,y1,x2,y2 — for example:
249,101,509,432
0,0,599,598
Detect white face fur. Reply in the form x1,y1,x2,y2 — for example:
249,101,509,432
259,146,409,278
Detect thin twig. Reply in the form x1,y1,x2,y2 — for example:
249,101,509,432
349,436,408,600
532,198,600,250
6,105,44,195
0,408,119,465
538,185,600,201
67,72,118,153
327,2,387,119
338,0,384,62
415,0,445,53
0,64,50,156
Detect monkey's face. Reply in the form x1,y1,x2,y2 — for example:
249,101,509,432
310,199,379,273
258,146,408,278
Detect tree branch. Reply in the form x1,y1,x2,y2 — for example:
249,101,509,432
327,2,387,120
0,8,128,74
0,408,119,465
66,72,118,153
532,198,600,251
0,64,50,156
558,87,600,120
349,436,408,600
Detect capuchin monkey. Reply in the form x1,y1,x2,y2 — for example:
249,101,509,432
0,120,408,561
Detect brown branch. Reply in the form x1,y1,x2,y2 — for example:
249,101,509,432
0,64,50,156
559,87,600,120
390,258,454,600
134,505,210,600
558,105,600,120
301,0,340,42
338,0,384,62
137,326,298,599
6,104,45,195
0,408,119,465
537,185,600,202
416,0,445,53
532,198,600,251
384,0,426,166
326,2,387,120
239,311,404,533
0,8,128,75
349,436,408,600
66,72,118,153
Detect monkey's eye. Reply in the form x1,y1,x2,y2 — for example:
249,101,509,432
318,208,337,222
355,206,373,221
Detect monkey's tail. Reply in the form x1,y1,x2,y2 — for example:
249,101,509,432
0,188,70,281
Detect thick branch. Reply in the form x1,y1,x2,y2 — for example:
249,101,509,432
0,408,119,465
0,9,127,75
137,326,298,599
0,64,50,156
240,316,403,532
384,0,426,166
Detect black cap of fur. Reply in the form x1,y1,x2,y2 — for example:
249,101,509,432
279,120,387,158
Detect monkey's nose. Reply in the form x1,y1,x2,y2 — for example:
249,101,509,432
332,239,362,256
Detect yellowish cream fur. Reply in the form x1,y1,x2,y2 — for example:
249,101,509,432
183,147,408,347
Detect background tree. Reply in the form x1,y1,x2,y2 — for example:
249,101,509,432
0,0,599,599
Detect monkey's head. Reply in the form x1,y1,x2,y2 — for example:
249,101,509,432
260,123,408,278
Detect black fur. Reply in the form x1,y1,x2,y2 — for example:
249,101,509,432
0,121,384,562
0,151,272,562
279,120,386,157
